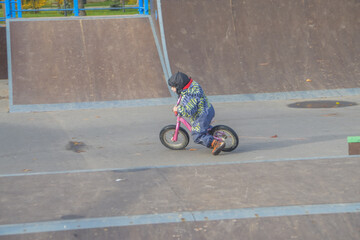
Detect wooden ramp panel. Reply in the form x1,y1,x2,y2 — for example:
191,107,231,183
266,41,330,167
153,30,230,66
160,0,360,96
0,26,7,80
9,17,170,105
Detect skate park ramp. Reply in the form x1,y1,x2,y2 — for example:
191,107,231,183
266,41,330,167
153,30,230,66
157,0,360,97
6,0,360,112
7,16,172,112
0,26,7,80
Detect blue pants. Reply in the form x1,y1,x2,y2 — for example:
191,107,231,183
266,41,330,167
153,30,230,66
191,106,215,148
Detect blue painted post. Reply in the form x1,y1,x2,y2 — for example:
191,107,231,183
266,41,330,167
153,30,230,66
16,0,22,17
5,0,12,18
73,0,79,16
138,0,143,14
144,0,148,15
11,0,15,17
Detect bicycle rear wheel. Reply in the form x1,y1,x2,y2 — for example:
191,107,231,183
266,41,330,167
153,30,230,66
210,125,239,152
159,125,189,150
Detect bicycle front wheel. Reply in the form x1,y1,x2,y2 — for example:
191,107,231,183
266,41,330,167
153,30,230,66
159,125,189,150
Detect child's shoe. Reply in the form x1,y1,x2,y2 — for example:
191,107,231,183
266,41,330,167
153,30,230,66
211,140,225,155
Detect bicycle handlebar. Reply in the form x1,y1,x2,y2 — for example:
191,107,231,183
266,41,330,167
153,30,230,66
173,96,182,116
176,96,182,106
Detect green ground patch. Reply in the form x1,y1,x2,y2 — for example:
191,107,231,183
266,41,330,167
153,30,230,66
0,2,139,24
348,136,360,143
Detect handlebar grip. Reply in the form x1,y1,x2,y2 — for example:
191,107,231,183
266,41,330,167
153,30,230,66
174,111,178,116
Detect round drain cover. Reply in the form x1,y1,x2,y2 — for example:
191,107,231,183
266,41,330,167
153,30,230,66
288,100,357,108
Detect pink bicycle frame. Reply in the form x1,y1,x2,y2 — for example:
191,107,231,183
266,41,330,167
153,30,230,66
172,96,192,142
171,96,223,142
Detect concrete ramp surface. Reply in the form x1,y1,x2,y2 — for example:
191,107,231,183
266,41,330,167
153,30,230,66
159,0,360,95
6,0,360,112
7,16,171,112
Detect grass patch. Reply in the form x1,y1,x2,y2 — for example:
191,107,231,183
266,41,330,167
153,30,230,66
15,8,138,18
0,1,140,23
41,1,134,8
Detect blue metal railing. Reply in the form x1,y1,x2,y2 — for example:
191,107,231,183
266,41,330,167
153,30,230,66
1,0,149,20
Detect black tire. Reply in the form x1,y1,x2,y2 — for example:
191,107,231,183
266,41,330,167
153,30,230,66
210,125,239,152
159,125,190,150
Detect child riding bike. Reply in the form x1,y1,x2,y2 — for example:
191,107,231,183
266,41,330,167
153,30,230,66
168,71,225,155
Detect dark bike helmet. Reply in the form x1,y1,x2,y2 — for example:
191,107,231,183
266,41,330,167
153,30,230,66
168,71,191,95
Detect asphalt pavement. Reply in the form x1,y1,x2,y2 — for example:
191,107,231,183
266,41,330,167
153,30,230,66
1,79,360,239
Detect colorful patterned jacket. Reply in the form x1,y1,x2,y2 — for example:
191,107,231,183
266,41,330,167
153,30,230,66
177,80,212,124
